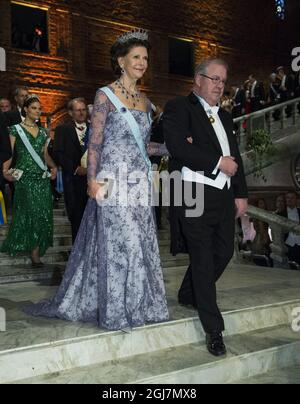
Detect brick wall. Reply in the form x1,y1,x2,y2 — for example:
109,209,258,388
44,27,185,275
0,0,298,126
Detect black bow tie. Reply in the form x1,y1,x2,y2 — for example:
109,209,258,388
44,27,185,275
76,126,86,131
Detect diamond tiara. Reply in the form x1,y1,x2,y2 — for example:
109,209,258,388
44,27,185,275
25,93,40,102
116,28,149,44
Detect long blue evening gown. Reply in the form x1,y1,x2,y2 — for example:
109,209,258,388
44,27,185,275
24,87,169,330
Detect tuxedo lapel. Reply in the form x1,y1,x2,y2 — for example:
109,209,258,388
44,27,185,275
188,93,222,154
69,124,82,151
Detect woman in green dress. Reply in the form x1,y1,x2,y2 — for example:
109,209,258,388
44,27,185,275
1,94,57,266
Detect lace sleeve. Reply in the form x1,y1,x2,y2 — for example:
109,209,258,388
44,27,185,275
87,89,110,181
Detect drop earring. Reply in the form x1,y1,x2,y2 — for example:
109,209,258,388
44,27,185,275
121,66,125,75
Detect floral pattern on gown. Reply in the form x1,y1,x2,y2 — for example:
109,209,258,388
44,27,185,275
24,87,169,330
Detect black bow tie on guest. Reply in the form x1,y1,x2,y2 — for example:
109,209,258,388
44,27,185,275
76,125,86,131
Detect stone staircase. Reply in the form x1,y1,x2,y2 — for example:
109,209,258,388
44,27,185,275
0,202,189,284
1,204,300,384
1,263,300,384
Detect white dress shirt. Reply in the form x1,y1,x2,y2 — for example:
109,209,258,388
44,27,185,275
281,75,287,91
17,106,25,122
286,207,300,247
182,95,231,190
251,81,257,98
75,122,87,146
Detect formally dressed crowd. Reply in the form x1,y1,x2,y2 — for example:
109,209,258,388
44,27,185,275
221,66,300,118
240,191,300,268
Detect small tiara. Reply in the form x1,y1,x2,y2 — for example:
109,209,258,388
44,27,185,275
116,28,148,44
25,93,40,102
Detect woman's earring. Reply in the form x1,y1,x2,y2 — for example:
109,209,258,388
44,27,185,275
121,66,125,75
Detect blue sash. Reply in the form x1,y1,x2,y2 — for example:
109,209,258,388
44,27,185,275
15,125,51,178
100,86,152,183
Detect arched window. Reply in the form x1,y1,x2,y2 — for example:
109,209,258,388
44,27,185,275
275,0,285,20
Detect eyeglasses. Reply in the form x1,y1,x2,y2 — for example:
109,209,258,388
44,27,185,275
200,74,227,86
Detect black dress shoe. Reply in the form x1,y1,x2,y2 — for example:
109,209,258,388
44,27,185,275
206,333,227,357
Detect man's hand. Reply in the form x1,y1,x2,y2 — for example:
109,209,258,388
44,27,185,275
75,166,87,176
219,156,238,177
235,198,248,219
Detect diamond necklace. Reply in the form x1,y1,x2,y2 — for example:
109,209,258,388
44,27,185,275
115,79,142,108
23,121,38,128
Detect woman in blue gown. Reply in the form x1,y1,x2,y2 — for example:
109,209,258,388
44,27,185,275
25,29,169,330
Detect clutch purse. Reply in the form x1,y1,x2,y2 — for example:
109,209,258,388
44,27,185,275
81,150,88,169
7,168,24,181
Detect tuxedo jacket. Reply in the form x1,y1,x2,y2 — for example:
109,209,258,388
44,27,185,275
251,82,265,109
163,92,248,199
232,88,246,117
150,114,164,166
53,122,89,175
280,75,295,100
234,88,246,108
2,110,22,128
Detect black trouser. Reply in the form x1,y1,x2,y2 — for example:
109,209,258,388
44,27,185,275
62,172,88,243
287,245,300,266
296,88,300,113
178,183,235,334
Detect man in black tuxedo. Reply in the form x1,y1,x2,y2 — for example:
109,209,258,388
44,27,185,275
164,58,248,356
278,191,300,265
277,67,295,118
268,73,281,121
231,85,246,118
294,71,300,113
0,110,21,194
53,98,89,243
12,87,29,122
0,112,12,193
249,74,265,112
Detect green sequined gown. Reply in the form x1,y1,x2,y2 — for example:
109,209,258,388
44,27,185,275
1,125,53,257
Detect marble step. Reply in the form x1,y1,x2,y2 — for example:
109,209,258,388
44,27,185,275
0,263,66,284
0,222,71,237
0,257,187,284
233,365,300,384
5,209,66,219
0,246,70,266
52,208,67,217
0,233,72,248
161,255,189,268
157,230,171,241
1,299,299,384
0,262,188,285
13,325,300,384
0,234,169,251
